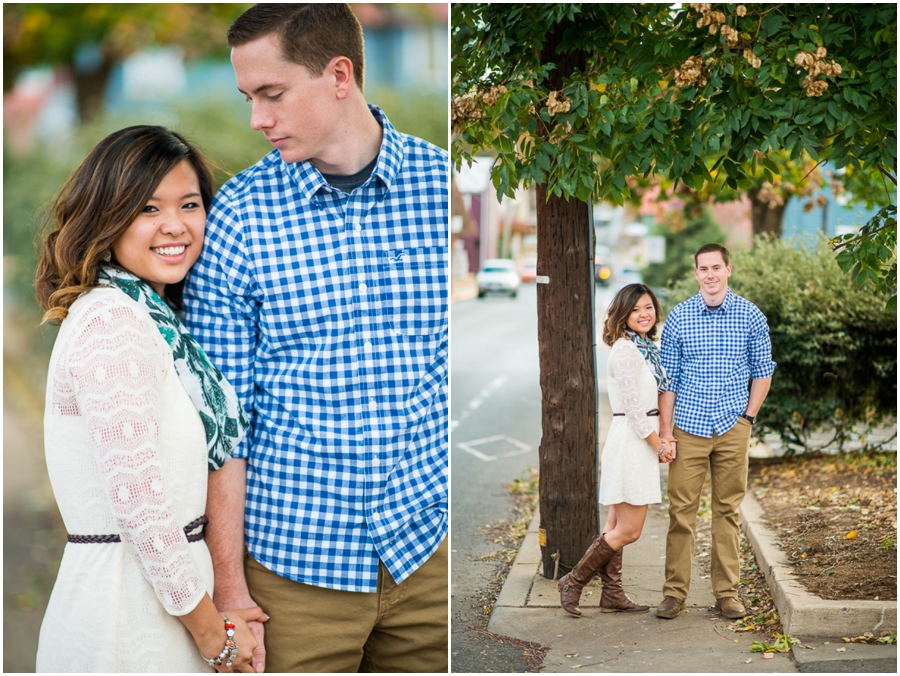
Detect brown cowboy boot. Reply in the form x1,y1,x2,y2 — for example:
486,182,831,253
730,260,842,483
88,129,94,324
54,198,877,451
599,547,649,613
557,534,618,617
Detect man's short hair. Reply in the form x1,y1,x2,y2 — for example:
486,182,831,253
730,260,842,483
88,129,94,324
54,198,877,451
227,3,365,91
694,243,730,267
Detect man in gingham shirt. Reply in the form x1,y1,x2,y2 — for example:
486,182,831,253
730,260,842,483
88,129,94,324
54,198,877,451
655,243,775,621
184,5,447,672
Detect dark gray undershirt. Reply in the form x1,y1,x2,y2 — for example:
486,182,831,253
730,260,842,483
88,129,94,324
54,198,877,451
706,303,723,312
320,153,379,193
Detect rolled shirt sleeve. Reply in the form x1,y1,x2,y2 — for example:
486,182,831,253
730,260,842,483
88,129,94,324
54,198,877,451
748,308,777,380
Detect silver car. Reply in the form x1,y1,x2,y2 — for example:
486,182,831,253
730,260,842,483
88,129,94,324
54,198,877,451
476,258,520,298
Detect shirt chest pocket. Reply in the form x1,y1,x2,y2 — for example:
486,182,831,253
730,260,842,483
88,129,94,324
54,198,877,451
379,247,447,336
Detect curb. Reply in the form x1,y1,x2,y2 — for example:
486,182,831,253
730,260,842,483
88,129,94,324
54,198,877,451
740,492,897,638
492,506,541,612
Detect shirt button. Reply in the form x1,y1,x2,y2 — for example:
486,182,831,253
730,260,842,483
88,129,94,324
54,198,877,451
364,341,372,351
359,282,368,291
373,457,380,466
354,223,362,231
369,399,377,410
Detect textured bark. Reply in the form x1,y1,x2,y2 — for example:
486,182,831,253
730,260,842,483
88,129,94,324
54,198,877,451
748,187,787,238
536,21,597,578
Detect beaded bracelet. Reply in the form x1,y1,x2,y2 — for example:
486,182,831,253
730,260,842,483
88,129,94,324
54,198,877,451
657,440,666,457
201,615,238,669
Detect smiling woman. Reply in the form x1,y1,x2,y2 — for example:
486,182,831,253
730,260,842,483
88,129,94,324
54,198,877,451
32,125,264,672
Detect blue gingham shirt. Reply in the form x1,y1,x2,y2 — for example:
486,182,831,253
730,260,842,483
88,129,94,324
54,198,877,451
183,107,448,592
661,289,776,438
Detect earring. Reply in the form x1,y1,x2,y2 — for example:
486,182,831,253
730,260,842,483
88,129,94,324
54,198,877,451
102,251,112,262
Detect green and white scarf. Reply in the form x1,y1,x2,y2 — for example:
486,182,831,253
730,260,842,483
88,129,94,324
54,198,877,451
625,330,671,394
98,265,249,470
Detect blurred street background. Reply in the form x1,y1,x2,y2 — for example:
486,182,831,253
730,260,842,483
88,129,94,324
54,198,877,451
2,4,448,671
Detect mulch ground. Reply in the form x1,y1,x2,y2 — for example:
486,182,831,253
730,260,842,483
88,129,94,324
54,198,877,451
747,453,897,602
473,468,548,672
690,451,897,643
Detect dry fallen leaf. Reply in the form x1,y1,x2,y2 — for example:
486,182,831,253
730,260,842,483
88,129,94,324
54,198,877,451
845,530,857,539
565,654,579,658
763,653,774,659
744,658,753,664
837,648,847,652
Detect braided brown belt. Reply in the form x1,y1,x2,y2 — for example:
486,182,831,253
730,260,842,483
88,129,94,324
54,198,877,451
67,515,209,544
612,408,660,417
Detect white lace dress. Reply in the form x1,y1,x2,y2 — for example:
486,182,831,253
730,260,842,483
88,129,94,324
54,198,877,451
36,287,214,673
597,338,662,506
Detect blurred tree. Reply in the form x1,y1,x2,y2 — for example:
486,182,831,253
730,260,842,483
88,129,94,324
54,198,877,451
630,150,829,238
3,3,249,123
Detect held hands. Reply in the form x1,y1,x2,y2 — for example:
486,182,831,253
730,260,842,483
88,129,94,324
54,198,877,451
203,607,268,673
656,436,677,464
213,589,267,673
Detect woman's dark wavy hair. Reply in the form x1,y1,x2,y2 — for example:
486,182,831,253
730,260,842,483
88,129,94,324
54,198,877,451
35,125,214,323
602,283,663,346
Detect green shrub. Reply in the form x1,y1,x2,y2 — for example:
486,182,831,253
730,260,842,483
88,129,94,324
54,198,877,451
666,236,897,453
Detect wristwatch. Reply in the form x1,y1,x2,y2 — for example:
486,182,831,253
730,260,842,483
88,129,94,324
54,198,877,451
741,413,756,424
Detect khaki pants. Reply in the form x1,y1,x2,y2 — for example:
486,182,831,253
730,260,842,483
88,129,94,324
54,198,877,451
663,418,752,601
245,537,448,673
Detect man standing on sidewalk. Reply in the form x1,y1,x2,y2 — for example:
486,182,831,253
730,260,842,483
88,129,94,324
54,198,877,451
656,243,775,620
184,4,448,671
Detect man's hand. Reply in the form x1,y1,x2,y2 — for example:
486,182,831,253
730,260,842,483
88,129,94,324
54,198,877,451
246,620,266,673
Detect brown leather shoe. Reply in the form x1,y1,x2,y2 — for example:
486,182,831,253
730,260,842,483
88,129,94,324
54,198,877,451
557,534,619,617
655,595,685,619
599,548,649,613
715,597,747,619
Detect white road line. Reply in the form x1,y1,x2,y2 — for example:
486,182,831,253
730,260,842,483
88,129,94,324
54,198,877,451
455,434,533,463
450,375,508,432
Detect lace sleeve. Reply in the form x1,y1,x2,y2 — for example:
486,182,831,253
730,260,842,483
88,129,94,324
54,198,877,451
609,341,656,439
66,297,207,616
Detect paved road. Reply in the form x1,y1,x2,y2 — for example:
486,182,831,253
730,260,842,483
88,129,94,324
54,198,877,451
451,282,614,672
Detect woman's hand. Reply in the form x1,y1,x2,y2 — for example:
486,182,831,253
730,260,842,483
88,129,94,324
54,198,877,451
212,607,269,673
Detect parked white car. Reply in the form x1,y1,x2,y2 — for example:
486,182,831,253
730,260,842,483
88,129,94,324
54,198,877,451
476,258,520,298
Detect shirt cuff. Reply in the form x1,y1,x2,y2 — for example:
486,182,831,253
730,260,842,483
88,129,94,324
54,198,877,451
229,435,251,460
751,361,777,380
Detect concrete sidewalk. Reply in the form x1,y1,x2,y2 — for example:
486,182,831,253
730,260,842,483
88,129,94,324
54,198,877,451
452,274,478,303
485,420,897,672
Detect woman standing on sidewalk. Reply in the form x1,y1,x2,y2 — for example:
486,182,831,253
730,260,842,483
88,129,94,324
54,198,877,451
558,283,674,616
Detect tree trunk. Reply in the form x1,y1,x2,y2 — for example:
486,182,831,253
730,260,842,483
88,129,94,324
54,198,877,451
536,22,597,578
73,57,113,124
747,187,786,238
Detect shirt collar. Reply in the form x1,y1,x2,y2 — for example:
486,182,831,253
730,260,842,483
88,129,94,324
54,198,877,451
282,105,404,199
693,287,735,313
